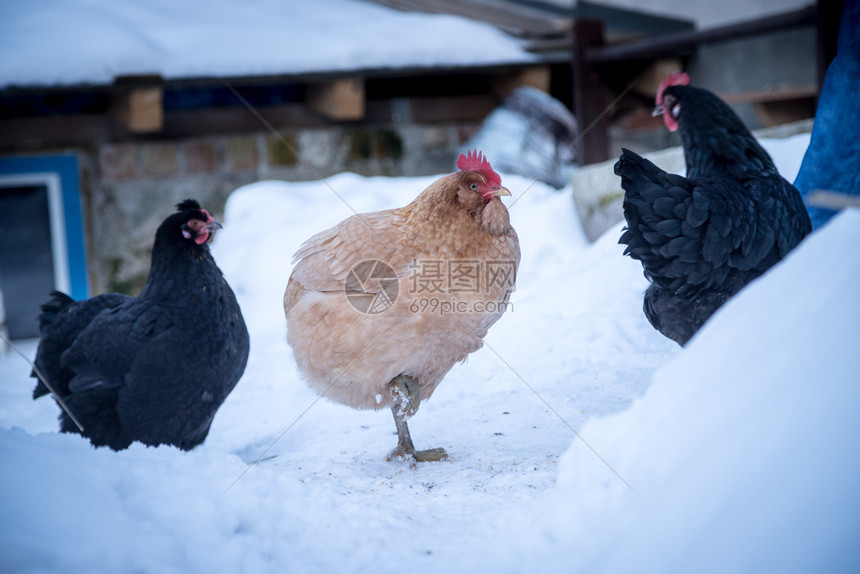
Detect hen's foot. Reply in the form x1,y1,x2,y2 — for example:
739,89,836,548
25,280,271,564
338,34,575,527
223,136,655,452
386,444,448,463
413,447,448,462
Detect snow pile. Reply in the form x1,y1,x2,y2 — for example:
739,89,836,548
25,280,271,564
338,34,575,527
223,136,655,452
3,132,858,572
0,0,535,88
487,206,860,574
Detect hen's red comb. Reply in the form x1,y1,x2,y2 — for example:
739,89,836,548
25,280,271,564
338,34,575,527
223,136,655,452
656,71,690,104
456,149,501,187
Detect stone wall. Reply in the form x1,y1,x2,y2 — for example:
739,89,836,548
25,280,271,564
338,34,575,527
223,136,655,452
82,121,478,295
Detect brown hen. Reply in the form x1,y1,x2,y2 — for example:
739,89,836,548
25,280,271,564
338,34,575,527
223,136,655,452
284,150,519,464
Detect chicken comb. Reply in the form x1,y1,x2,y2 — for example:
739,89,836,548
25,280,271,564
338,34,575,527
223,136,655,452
656,71,690,104
176,199,202,212
457,149,501,187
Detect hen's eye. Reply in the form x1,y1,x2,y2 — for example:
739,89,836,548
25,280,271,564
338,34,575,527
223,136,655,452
469,183,479,191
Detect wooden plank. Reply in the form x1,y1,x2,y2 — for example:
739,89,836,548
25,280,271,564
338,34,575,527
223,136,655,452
0,115,113,149
163,104,323,134
407,94,496,123
308,78,365,121
0,92,498,149
493,65,551,97
753,98,817,127
587,5,817,64
718,85,818,104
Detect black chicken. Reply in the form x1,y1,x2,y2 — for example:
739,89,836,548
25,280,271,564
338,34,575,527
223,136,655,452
615,72,812,346
32,200,250,450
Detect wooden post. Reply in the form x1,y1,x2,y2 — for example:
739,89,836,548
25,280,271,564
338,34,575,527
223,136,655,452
571,19,609,164
308,78,365,121
111,75,164,133
815,0,845,90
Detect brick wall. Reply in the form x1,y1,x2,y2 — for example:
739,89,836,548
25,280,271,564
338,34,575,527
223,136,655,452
85,121,477,295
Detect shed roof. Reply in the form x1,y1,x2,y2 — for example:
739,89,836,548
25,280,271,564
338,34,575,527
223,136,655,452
0,0,538,89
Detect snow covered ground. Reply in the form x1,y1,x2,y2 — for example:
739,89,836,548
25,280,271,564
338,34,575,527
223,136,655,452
2,133,859,573
0,0,534,88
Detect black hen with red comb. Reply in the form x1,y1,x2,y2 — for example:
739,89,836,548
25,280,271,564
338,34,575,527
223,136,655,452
32,199,249,450
615,73,811,346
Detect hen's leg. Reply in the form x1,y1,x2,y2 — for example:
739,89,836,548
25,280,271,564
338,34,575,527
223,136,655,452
386,374,447,465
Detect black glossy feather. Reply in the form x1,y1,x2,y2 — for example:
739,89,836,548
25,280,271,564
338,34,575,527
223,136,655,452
616,84,811,346
32,200,250,450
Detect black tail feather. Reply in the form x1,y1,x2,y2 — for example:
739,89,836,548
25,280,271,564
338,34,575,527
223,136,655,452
36,291,75,333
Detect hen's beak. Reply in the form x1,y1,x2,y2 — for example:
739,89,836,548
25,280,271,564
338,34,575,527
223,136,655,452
652,104,665,117
492,186,512,198
197,219,223,245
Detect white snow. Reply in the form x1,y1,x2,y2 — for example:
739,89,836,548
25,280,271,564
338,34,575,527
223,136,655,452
3,132,859,573
0,0,535,88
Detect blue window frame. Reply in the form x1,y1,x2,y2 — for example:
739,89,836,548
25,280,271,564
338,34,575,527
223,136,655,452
0,154,88,301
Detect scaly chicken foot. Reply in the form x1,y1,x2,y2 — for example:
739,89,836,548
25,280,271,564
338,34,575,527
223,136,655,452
386,375,448,466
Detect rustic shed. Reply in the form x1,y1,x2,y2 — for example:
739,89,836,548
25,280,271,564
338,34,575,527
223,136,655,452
0,0,829,339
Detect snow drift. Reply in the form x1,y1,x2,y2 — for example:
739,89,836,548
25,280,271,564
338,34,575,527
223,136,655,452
2,133,858,573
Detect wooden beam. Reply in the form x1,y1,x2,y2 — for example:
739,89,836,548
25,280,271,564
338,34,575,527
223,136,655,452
0,115,114,149
404,95,496,123
111,76,164,133
718,85,818,104
0,92,501,150
493,65,552,97
753,98,816,127
587,5,817,65
308,78,365,121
